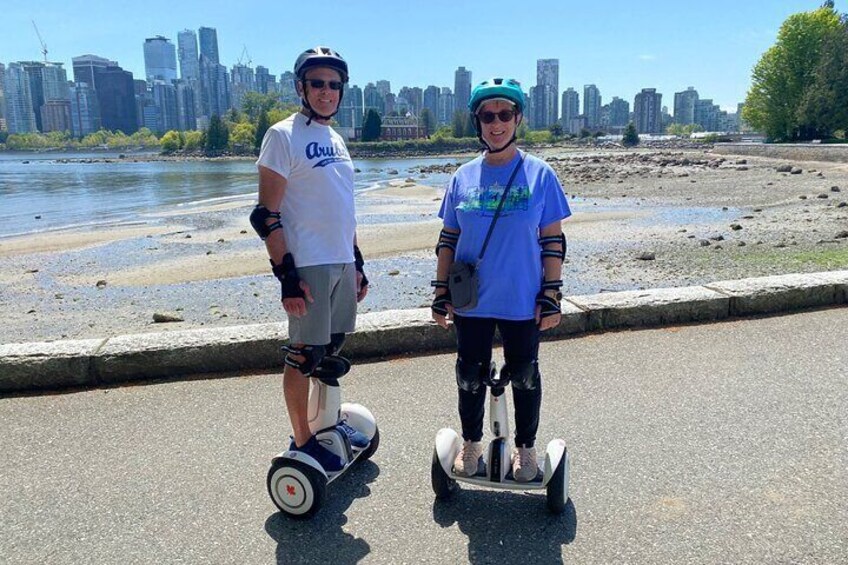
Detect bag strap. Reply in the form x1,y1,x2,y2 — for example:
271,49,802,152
477,153,524,261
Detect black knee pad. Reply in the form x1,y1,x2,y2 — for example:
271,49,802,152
455,358,488,393
282,344,327,376
327,333,346,357
503,361,539,391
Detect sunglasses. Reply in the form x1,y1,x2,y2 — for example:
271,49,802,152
478,109,517,124
303,79,343,91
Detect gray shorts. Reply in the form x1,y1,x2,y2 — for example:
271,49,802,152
288,263,357,345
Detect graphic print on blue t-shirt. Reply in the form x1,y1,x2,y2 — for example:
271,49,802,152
456,182,530,216
306,140,351,168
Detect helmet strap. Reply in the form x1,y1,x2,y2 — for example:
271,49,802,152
474,115,518,154
300,81,345,126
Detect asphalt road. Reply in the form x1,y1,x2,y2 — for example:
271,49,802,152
2,307,846,564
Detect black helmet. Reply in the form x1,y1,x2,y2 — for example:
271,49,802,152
294,46,349,83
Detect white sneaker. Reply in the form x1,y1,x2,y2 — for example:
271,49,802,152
512,446,538,482
453,440,483,477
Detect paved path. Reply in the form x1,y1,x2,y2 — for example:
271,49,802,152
2,308,847,564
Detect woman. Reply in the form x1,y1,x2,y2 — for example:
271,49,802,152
431,78,571,482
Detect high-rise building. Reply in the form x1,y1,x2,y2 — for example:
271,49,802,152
4,63,37,133
174,79,196,130
177,30,200,80
694,98,720,131
18,61,70,132
398,86,422,116
198,27,226,118
73,55,138,134
0,63,6,131
634,88,662,134
41,100,73,133
337,84,363,128
363,82,384,115
535,59,559,128
230,63,255,111
69,81,100,136
144,36,177,83
278,71,298,105
255,66,275,95
674,87,698,125
437,87,454,126
561,87,579,130
609,97,630,128
454,67,472,114
583,84,601,130
375,80,391,99
527,86,537,129
423,85,439,121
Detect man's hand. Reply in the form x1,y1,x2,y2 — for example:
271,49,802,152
432,287,454,329
356,271,368,302
283,280,314,317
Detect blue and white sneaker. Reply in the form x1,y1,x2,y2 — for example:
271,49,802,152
337,420,369,449
289,436,344,472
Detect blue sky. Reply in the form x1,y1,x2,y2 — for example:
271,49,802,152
2,1,844,111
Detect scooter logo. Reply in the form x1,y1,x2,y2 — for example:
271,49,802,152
286,485,296,496
306,141,350,168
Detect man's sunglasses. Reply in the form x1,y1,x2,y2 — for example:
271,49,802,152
478,109,517,124
303,79,344,91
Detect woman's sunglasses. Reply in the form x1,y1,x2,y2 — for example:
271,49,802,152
304,79,344,91
478,109,517,124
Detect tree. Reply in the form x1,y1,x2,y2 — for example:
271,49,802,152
205,114,229,154
160,130,182,154
743,5,842,141
241,92,279,122
255,110,270,153
183,130,203,151
229,121,256,154
797,21,848,138
452,110,467,138
464,112,477,138
549,122,564,139
419,108,436,137
361,109,382,141
622,122,640,147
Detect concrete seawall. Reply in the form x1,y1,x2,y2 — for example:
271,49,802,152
713,143,848,163
2,271,846,394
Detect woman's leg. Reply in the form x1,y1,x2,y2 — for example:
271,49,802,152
498,319,541,448
453,315,496,441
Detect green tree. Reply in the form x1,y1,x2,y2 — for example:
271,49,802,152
160,130,182,154
419,108,436,137
549,122,564,139
229,121,256,154
464,112,477,138
254,110,270,153
205,115,229,154
516,121,529,139
797,21,848,138
361,109,382,141
241,92,279,122
452,110,466,138
743,5,842,140
622,122,640,147
183,130,203,151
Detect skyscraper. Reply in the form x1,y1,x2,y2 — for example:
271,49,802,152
69,82,100,135
634,88,662,134
583,84,601,130
454,67,472,114
438,87,454,126
177,30,200,80
535,59,559,128
4,63,37,133
144,36,177,83
561,87,579,130
198,27,226,120
338,84,363,128
73,55,138,134
608,96,630,129
423,85,440,121
673,87,698,125
0,63,6,131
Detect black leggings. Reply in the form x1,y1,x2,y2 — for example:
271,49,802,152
453,315,541,448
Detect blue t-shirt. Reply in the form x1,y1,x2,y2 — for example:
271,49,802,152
438,151,572,320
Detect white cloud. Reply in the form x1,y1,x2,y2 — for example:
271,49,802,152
638,54,657,61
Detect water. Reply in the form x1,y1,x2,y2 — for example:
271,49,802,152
0,151,457,238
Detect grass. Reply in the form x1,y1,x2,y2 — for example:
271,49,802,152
732,245,848,270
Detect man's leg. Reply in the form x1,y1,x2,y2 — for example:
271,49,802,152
499,319,541,448
284,359,312,447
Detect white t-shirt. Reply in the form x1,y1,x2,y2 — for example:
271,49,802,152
256,112,356,267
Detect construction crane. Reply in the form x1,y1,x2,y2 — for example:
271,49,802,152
237,45,252,67
31,20,48,63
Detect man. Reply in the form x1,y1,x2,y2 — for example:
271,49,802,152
251,47,369,472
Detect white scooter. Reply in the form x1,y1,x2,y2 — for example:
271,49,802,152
267,356,379,519
430,363,570,513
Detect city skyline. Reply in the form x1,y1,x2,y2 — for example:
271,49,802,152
2,0,842,112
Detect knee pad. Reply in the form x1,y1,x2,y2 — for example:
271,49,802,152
455,358,488,393
502,361,539,391
327,333,346,357
282,344,327,376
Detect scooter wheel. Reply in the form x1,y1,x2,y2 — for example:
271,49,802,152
359,426,380,461
546,448,568,514
267,458,327,520
431,448,457,500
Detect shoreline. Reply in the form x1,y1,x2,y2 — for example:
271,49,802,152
2,146,847,344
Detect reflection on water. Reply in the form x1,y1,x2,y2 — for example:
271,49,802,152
0,152,457,238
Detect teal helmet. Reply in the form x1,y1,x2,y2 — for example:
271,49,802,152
468,78,526,114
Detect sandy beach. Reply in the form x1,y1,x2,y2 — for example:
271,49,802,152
2,146,846,344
